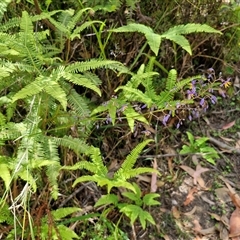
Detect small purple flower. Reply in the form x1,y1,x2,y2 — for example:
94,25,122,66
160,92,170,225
162,114,170,126
210,95,217,104
176,120,182,129
188,115,192,121
199,98,205,107
105,114,112,124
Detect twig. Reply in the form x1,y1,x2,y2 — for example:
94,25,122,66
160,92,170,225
208,136,240,154
59,182,92,208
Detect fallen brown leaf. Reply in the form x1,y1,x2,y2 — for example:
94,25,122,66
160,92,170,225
215,187,232,203
172,206,181,219
183,187,198,206
180,164,210,188
229,192,240,209
235,140,240,150
222,120,236,130
229,208,240,239
150,158,158,193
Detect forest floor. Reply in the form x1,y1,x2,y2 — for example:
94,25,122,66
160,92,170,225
137,93,240,240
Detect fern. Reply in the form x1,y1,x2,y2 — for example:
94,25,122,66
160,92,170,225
39,207,81,240
112,23,222,55
0,0,11,21
64,139,157,193
115,139,154,180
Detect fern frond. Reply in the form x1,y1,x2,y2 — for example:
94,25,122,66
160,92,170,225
124,167,158,179
116,86,153,107
51,207,80,220
62,72,101,96
166,69,177,91
86,146,108,175
18,170,37,192
11,77,45,103
53,136,90,155
47,163,61,200
67,89,91,117
0,162,11,189
163,23,222,36
112,23,162,55
0,17,20,31
71,20,103,40
0,0,11,21
82,72,102,85
44,81,67,110
116,140,153,179
65,59,128,73
20,11,34,40
0,122,23,140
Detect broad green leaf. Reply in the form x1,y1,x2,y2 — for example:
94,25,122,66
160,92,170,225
52,207,81,220
94,194,119,207
143,193,160,206
0,163,11,189
123,106,149,132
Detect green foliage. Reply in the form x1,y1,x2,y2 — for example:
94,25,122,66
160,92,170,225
0,200,13,225
92,62,196,131
95,183,160,230
39,207,81,240
0,0,11,21
112,23,222,55
63,139,158,193
83,0,138,12
180,131,220,165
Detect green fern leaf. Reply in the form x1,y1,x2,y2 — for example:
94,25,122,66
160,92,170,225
62,72,101,96
94,194,119,207
166,69,177,91
72,175,99,187
18,170,37,192
44,81,67,110
67,89,90,116
124,167,158,179
162,24,222,55
11,78,44,103
123,106,149,132
163,23,222,36
112,23,161,55
71,21,103,40
52,207,81,220
53,136,90,155
116,86,153,107
57,225,81,240
116,139,153,178
65,59,128,73
0,163,11,189
0,0,12,21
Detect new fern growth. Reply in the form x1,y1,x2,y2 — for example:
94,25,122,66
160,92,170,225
62,139,158,193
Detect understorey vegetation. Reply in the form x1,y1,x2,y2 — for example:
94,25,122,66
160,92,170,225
0,0,240,239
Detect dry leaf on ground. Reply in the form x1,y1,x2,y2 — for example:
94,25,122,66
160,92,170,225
184,187,198,206
222,120,236,130
180,164,210,188
151,158,158,192
229,208,240,239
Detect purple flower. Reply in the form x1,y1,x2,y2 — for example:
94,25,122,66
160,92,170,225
200,98,205,107
162,114,170,126
105,114,112,124
176,120,182,129
210,95,217,104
